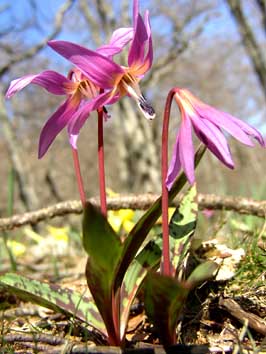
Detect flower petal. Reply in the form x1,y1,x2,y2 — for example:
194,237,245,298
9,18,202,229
97,27,134,57
6,71,69,98
225,112,265,147
133,0,139,26
191,115,234,169
67,91,120,149
195,103,255,147
166,133,181,190
38,97,78,158
48,40,124,89
128,13,148,68
178,115,195,184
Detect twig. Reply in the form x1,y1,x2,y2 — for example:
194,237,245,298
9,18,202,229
219,297,266,336
0,0,74,78
1,193,266,232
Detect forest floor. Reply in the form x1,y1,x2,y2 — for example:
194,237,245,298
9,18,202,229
0,211,266,353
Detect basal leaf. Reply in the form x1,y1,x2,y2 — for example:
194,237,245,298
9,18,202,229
115,146,206,290
82,203,123,344
119,236,162,340
144,272,191,347
169,184,198,277
187,261,218,287
0,272,106,335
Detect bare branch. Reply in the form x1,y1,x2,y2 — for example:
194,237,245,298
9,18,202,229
0,0,75,78
1,193,266,231
226,0,266,99
256,0,266,31
78,0,102,46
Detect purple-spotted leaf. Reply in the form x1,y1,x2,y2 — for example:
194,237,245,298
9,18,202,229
82,203,123,345
169,184,198,278
115,146,206,290
0,272,106,336
144,272,191,347
120,236,162,340
187,260,218,286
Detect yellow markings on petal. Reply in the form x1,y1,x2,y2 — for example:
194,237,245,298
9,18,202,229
175,91,196,117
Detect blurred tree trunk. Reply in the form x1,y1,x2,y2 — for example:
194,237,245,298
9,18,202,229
113,100,161,192
226,0,266,100
0,95,40,212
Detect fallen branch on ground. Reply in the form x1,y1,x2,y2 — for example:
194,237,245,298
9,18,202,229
0,193,266,231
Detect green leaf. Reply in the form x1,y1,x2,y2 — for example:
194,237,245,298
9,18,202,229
119,236,162,340
187,261,218,286
144,272,191,347
169,184,198,277
115,146,206,290
82,203,123,344
0,273,106,335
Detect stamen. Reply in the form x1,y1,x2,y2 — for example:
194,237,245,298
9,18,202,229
138,95,156,120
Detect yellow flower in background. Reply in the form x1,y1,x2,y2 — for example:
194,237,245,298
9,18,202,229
108,209,135,233
7,240,26,257
46,225,69,243
107,188,135,233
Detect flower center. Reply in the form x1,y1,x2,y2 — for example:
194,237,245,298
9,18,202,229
64,68,99,100
117,70,155,120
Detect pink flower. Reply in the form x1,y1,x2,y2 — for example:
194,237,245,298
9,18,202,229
166,88,265,189
5,28,134,158
48,0,155,121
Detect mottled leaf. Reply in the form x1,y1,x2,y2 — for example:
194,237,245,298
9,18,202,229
0,272,106,335
144,272,191,347
187,261,218,286
82,203,123,343
120,236,162,340
115,146,206,290
169,184,198,277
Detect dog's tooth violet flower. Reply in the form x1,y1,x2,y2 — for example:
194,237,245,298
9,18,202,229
166,88,265,189
48,0,155,120
5,28,134,158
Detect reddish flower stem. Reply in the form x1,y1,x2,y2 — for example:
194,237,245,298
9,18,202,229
161,88,179,276
97,105,107,217
72,147,86,207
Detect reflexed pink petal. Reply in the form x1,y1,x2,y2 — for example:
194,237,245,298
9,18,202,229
224,112,265,147
166,134,181,190
48,40,124,89
109,27,134,46
133,0,139,26
143,10,153,70
178,115,195,184
128,14,148,67
6,71,68,98
67,106,91,149
191,115,234,168
195,104,254,147
38,97,78,158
